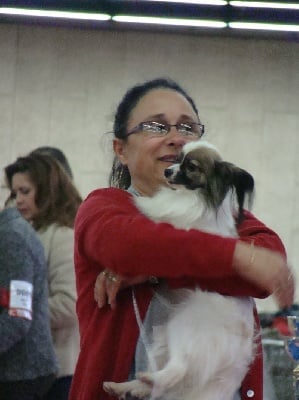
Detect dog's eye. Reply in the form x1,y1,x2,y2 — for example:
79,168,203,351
186,161,199,172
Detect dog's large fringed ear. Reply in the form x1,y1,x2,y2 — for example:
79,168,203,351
214,161,255,224
210,161,236,210
232,166,255,224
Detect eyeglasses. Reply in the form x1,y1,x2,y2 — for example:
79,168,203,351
126,121,205,139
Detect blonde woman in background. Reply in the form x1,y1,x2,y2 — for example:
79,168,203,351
5,153,82,400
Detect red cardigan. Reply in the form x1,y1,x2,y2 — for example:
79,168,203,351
69,188,285,400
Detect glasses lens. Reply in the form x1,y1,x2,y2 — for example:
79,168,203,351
133,121,204,138
141,122,168,135
178,123,203,137
177,123,194,136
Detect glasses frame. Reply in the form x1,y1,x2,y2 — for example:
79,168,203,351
126,121,205,139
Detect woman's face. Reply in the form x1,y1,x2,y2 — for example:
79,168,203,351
114,88,200,196
11,172,39,221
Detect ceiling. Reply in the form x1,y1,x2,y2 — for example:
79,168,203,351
1,1,299,40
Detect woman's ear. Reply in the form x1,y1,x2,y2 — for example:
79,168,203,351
113,139,128,165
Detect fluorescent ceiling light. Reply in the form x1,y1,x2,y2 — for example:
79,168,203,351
146,0,228,4
0,7,111,21
229,22,299,32
229,1,299,10
113,15,226,27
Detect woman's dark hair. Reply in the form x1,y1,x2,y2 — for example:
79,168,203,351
5,153,82,230
109,77,200,189
30,146,73,179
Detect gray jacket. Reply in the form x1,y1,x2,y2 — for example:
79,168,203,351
0,207,58,381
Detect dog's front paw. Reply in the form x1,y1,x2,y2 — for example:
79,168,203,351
130,380,152,398
138,366,186,398
137,373,163,399
103,382,125,399
103,380,152,399
137,372,154,385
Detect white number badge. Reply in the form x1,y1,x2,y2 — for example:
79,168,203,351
9,280,33,320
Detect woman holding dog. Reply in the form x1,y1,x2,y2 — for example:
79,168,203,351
69,78,294,400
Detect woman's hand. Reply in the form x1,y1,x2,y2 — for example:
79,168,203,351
232,242,295,309
273,265,295,309
94,270,149,309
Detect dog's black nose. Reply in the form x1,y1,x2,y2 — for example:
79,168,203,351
164,168,173,178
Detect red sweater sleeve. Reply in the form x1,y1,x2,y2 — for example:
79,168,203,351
75,188,285,299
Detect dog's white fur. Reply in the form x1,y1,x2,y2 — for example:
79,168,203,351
104,141,255,400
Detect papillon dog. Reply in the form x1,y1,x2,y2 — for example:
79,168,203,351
104,140,256,400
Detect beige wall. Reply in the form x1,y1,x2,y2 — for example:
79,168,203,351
1,23,298,312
